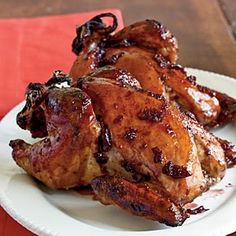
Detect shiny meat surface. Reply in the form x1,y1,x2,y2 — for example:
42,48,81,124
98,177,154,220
70,13,236,128
91,176,188,226
79,77,223,203
109,19,178,63
9,13,236,227
10,87,101,189
103,47,221,125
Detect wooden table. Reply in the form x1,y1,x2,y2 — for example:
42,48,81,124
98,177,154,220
0,0,235,235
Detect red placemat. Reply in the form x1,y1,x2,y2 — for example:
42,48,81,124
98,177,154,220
0,9,123,236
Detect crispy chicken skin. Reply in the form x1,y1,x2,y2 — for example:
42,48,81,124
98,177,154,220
101,47,221,125
70,14,178,78
79,77,225,203
108,19,178,63
91,176,188,226
79,67,226,180
10,87,102,189
103,48,167,96
76,65,141,88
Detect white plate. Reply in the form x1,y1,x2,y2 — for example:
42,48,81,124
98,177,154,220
0,68,236,236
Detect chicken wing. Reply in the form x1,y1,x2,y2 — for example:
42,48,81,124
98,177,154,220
16,70,71,138
10,86,102,189
91,176,188,226
197,84,236,128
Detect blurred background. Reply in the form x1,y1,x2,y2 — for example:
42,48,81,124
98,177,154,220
0,0,236,77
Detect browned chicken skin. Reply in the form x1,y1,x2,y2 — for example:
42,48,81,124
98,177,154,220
102,47,221,125
70,13,236,128
91,176,188,226
9,13,236,227
108,19,178,63
10,85,102,189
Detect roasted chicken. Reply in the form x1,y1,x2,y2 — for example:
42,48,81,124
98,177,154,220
10,72,102,189
9,13,236,227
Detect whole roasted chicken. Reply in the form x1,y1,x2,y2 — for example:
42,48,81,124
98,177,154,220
9,13,236,226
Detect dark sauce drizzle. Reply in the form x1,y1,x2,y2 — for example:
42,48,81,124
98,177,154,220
137,108,165,122
162,161,191,179
153,54,185,73
152,147,165,163
187,206,209,215
95,116,112,164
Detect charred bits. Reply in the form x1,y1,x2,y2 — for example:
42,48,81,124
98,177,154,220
95,152,108,164
95,116,112,164
152,147,165,163
162,161,191,179
98,117,112,152
102,52,124,65
121,160,136,173
187,206,209,215
153,54,185,72
186,75,197,85
124,128,137,141
137,108,164,122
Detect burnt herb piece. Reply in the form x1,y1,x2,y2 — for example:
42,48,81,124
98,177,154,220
153,54,185,72
137,108,164,122
186,75,197,85
154,54,169,68
162,161,191,179
72,13,118,55
45,70,71,87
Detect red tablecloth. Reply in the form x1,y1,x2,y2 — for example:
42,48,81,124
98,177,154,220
0,9,123,236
